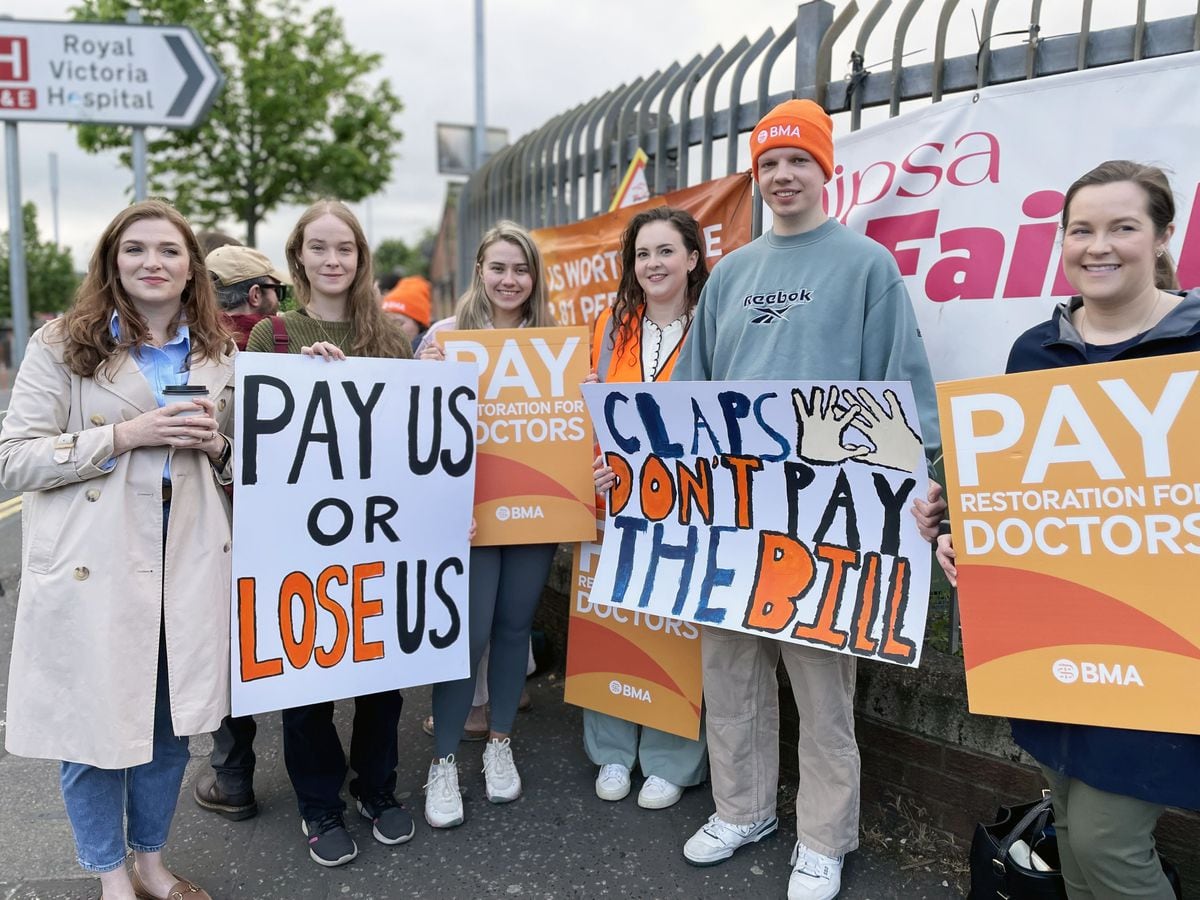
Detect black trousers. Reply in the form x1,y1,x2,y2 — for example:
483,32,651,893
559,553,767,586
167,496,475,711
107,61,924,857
209,714,258,794
281,690,403,821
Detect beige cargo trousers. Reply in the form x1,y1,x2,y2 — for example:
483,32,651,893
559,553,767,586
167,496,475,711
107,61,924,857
701,625,860,858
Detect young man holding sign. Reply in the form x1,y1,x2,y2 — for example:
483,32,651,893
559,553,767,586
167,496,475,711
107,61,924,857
672,100,943,899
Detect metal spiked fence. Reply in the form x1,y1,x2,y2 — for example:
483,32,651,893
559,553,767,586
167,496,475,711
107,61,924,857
457,0,1199,286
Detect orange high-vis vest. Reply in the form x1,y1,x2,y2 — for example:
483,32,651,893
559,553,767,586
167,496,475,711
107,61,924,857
591,305,689,384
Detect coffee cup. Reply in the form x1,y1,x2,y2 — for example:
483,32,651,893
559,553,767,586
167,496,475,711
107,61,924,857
163,384,208,428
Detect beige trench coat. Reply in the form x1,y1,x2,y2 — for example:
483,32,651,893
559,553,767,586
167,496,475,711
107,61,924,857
0,322,235,768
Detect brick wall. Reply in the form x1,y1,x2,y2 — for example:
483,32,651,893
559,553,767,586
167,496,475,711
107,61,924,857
853,716,1200,888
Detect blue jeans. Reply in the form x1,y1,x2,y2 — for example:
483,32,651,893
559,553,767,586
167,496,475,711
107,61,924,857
59,503,191,872
60,639,190,871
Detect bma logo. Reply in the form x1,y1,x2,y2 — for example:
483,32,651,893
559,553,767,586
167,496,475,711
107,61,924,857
495,504,545,522
755,124,802,144
743,288,813,324
1051,658,1144,687
607,679,652,703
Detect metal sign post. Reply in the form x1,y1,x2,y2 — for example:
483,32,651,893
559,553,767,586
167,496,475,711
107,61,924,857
5,121,27,370
0,17,223,370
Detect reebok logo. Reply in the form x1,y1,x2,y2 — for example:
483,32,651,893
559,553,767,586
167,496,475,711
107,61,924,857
742,288,813,324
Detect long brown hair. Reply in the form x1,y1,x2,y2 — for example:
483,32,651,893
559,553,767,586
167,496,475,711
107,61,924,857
58,199,231,377
285,199,411,358
455,221,554,330
610,207,709,352
1062,160,1179,290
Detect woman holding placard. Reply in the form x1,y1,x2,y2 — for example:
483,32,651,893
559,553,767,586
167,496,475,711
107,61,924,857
588,206,711,809
245,199,415,868
0,200,234,900
417,220,558,828
936,160,1200,899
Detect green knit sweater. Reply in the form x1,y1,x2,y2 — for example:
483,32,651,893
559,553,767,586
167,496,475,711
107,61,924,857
245,309,411,358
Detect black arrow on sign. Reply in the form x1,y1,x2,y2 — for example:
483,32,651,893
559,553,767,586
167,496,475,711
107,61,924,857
166,34,202,118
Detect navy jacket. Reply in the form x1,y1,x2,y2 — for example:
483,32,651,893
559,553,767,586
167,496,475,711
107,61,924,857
1006,288,1200,811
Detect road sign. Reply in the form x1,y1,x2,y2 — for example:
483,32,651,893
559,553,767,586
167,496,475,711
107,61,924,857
0,19,223,127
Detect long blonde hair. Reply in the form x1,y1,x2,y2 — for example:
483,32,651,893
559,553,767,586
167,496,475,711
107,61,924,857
285,199,411,358
58,199,232,377
455,221,555,330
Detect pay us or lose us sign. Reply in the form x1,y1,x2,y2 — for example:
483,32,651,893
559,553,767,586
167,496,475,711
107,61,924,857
938,351,1200,733
231,354,477,716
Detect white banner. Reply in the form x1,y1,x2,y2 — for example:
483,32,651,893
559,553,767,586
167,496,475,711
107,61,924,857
831,53,1200,382
231,355,477,715
581,380,932,667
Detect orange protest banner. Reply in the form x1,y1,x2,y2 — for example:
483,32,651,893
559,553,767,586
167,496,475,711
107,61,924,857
533,172,753,332
440,326,596,546
564,521,703,740
937,352,1200,733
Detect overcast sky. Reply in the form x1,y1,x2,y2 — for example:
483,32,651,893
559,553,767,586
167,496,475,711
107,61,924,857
0,0,1192,271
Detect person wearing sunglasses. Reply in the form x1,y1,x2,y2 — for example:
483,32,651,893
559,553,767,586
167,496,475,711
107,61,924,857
207,245,291,350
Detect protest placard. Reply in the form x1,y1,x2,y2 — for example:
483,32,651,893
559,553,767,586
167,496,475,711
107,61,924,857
231,354,477,716
938,352,1200,732
564,519,703,740
440,326,596,545
581,380,932,666
533,172,753,332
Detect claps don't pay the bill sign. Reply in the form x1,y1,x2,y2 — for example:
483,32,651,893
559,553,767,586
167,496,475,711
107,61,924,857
581,380,934,666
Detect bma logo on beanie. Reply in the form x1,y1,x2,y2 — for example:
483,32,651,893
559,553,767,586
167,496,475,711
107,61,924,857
756,124,802,144
749,99,834,181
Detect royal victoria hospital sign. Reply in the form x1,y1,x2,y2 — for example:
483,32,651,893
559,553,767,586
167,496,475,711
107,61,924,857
0,19,222,127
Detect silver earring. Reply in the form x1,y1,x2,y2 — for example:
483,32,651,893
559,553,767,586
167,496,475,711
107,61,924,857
1156,248,1165,258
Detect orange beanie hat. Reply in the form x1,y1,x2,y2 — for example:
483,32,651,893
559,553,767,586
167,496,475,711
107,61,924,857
749,99,834,181
381,276,432,328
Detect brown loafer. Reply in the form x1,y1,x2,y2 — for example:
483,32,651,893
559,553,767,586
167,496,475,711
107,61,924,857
130,865,212,900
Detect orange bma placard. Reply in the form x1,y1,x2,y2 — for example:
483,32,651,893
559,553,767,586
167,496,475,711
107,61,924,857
937,352,1200,733
564,521,704,740
440,326,596,546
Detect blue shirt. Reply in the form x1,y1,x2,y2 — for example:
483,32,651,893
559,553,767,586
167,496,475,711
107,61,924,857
107,313,192,480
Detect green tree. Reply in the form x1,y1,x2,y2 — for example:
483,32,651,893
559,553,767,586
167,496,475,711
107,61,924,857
71,0,404,246
0,204,79,320
374,231,434,279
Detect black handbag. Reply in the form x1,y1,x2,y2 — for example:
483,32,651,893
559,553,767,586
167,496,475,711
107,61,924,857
969,794,1065,900
969,793,1185,900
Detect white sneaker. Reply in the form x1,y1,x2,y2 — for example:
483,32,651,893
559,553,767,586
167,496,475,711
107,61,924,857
788,840,843,900
424,755,464,828
595,763,631,801
683,813,778,866
637,775,683,809
482,738,522,803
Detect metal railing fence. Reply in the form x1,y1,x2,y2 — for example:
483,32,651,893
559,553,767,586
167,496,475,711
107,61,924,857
458,0,1199,288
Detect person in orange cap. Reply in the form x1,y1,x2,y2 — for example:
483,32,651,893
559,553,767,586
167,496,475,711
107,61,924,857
670,99,947,900
381,275,433,349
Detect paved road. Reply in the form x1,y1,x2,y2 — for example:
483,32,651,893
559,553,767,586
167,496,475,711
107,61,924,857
0,521,963,899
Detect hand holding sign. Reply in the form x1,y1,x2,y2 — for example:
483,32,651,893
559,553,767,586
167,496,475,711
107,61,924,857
792,386,869,466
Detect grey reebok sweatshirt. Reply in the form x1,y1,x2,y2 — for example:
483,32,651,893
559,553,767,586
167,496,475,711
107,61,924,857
673,217,941,460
